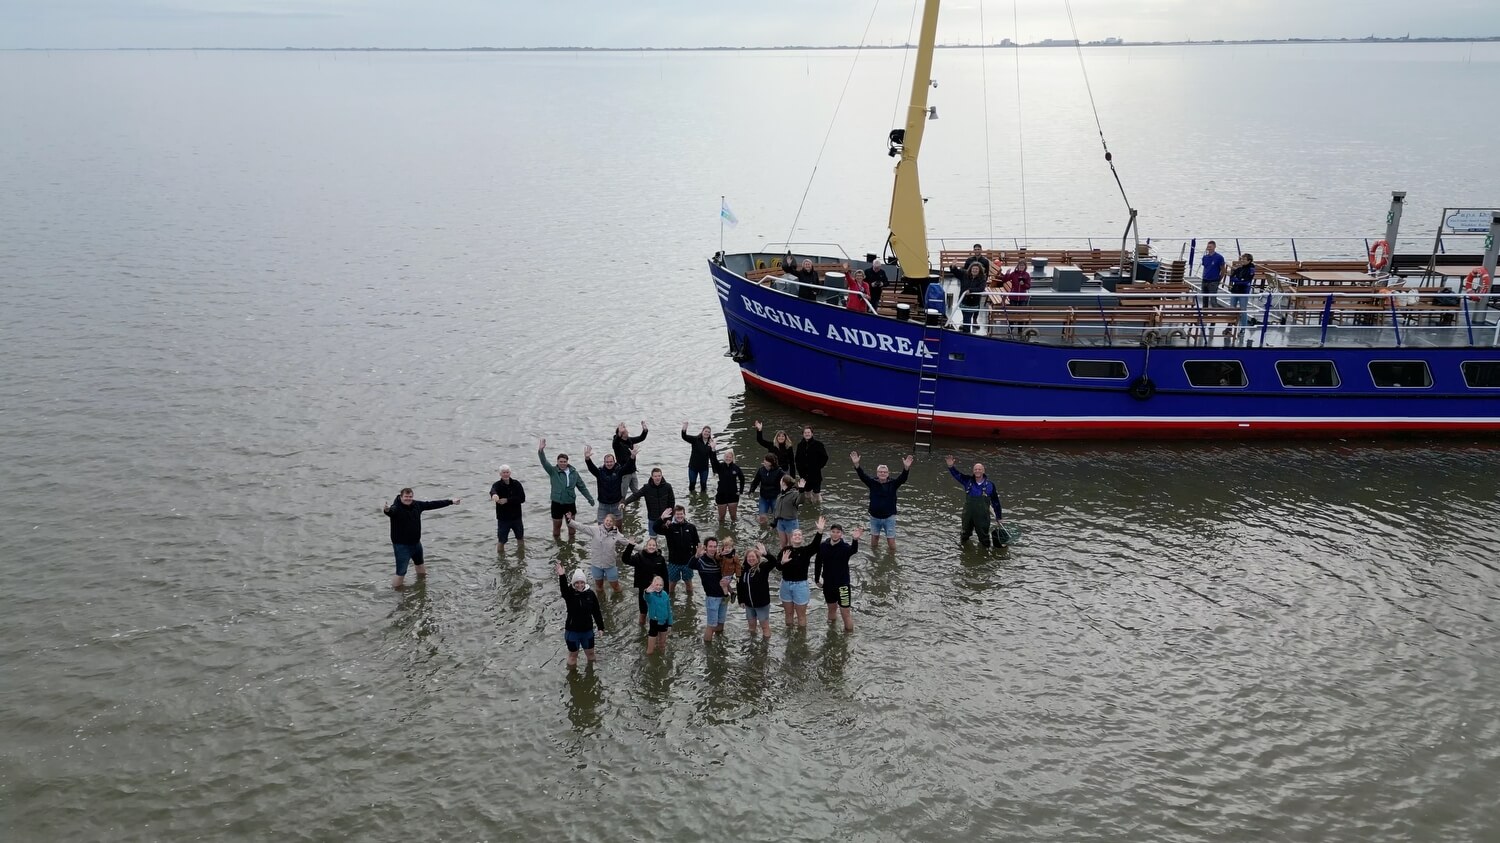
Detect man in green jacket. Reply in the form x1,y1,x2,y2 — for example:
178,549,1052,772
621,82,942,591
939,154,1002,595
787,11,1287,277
539,438,596,540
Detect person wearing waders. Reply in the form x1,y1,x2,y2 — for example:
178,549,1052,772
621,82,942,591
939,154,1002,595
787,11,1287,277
945,455,1004,547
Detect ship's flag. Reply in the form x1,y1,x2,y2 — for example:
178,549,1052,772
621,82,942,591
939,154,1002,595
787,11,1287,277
720,199,739,228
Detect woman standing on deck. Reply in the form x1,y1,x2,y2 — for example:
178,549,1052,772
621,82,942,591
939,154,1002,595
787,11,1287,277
754,421,796,479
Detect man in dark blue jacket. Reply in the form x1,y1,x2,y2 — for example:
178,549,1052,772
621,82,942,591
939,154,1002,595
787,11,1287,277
851,451,913,552
584,445,633,525
383,488,461,589
944,455,1004,548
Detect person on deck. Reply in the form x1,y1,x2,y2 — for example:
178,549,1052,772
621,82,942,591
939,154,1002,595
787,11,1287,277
753,421,796,479
681,422,715,494
554,562,605,668
748,453,785,528
656,504,701,597
962,243,993,278
1229,253,1257,326
852,451,913,552
794,426,830,501
945,455,1005,548
814,523,864,632
1001,261,1032,307
539,438,595,540
846,269,872,313
786,255,821,301
584,445,632,525
489,466,525,555
569,512,628,596
866,255,889,308
623,467,675,538
612,421,649,501
383,488,461,590
620,536,669,627
708,446,746,526
689,537,731,642
1200,240,1227,301
772,517,823,630
949,261,988,332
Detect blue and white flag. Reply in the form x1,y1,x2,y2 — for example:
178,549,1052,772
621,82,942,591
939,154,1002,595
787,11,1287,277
720,198,739,228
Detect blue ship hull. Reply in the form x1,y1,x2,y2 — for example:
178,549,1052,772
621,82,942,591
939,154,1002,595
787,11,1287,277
710,261,1500,439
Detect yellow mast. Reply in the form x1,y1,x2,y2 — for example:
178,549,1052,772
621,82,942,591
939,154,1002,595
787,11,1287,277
887,0,943,279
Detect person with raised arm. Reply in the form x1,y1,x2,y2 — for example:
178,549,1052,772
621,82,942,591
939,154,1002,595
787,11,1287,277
623,466,675,538
772,474,808,549
793,426,830,502
569,512,628,596
538,438,595,540
689,537,731,642
554,562,605,668
656,504,701,597
945,454,1004,548
489,465,525,555
852,451,913,552
620,536,669,627
736,543,777,639
708,443,746,527
771,516,823,630
382,487,461,590
680,421,716,494
611,420,649,501
584,443,632,525
813,523,863,632
753,420,796,478
747,453,785,528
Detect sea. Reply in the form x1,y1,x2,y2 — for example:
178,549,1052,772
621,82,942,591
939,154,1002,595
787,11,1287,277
2,43,1499,841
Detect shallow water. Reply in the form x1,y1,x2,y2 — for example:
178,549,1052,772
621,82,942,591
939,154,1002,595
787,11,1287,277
3,44,1500,841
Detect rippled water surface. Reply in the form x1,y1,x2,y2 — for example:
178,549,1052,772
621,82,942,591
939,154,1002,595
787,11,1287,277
3,45,1500,841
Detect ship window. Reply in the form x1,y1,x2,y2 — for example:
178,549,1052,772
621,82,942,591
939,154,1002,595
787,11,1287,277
1068,360,1128,379
1184,360,1247,388
948,352,966,362
1461,361,1500,388
1276,361,1340,388
1369,361,1432,388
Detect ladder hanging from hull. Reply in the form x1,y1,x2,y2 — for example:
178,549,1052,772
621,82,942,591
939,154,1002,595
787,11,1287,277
913,317,943,452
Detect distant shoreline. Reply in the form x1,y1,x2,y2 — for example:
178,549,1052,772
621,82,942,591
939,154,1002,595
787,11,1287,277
6,36,1499,53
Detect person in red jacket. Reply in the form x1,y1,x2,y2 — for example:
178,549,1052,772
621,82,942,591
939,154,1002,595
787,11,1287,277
845,268,872,313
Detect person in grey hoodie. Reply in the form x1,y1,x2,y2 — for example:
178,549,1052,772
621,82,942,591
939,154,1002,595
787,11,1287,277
772,474,808,549
568,512,629,596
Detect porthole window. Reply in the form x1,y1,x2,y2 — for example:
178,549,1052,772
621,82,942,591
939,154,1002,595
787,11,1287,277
1276,361,1340,388
1369,361,1432,388
1068,360,1128,379
1184,360,1247,388
1461,361,1500,388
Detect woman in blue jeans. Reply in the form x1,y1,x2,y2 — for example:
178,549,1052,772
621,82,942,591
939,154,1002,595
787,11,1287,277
681,421,715,493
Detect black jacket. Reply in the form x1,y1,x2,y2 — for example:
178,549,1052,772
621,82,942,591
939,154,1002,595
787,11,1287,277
681,429,716,471
656,517,701,565
689,553,727,598
794,438,829,479
749,465,785,500
621,545,669,591
488,479,525,520
559,575,605,632
736,560,775,608
755,430,796,476
585,457,628,505
709,452,746,502
612,429,648,473
773,534,820,582
814,537,859,586
623,477,676,516
855,466,908,518
384,497,453,544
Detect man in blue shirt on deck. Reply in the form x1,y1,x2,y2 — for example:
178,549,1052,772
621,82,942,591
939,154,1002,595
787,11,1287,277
1200,240,1227,301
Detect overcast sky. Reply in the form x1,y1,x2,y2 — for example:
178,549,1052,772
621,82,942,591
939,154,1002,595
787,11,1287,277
2,0,1496,49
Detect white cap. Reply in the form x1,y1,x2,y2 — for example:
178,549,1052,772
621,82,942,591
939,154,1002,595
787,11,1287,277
570,569,587,585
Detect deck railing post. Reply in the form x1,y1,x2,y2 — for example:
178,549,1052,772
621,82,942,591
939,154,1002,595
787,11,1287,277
1291,238,1299,264
1318,295,1333,347
1258,292,1273,347
1388,294,1402,347
1462,294,1475,346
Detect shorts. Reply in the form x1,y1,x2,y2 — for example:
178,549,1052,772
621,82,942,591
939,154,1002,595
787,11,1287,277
757,498,776,515
496,518,524,543
779,579,810,606
868,515,896,537
565,629,595,652
392,542,424,576
775,517,799,533
597,503,623,524
648,620,671,637
705,595,727,626
668,563,693,584
590,564,620,583
801,474,823,493
744,604,770,623
823,582,852,608
715,492,740,506
551,501,578,520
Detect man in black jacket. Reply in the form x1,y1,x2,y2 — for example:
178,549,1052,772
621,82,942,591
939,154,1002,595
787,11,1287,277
489,466,525,555
814,524,863,632
584,445,634,525
623,467,676,538
554,562,605,667
656,505,701,597
794,427,830,501
851,451,913,552
383,487,461,589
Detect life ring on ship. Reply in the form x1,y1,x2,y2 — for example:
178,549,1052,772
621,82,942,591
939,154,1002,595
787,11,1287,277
756,260,767,270
1368,240,1391,270
1021,327,1040,342
1463,266,1492,302
1128,376,1156,401
1142,329,1161,346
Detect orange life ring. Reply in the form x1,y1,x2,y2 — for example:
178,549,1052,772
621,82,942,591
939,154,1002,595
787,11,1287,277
1464,266,1492,301
1368,239,1391,270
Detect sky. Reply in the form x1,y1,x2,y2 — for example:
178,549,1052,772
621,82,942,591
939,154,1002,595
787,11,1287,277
1,0,1496,49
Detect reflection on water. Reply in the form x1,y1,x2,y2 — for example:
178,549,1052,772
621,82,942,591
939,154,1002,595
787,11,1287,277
565,664,603,734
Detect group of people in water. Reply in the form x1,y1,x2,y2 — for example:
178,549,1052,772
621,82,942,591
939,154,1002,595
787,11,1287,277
380,420,1007,668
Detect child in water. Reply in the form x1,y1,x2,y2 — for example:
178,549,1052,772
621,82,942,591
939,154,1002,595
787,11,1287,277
644,576,673,655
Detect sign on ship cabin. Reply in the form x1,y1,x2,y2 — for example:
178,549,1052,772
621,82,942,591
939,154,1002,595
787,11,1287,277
739,294,937,359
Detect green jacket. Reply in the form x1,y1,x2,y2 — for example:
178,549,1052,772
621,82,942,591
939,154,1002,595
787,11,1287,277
540,449,595,506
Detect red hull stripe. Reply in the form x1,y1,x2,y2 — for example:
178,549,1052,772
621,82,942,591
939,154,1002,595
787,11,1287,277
740,370,1500,439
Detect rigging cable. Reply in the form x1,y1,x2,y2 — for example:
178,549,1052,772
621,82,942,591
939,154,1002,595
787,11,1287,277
890,0,921,131
979,0,995,245
1062,0,1132,213
1012,0,1028,245
787,0,886,248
